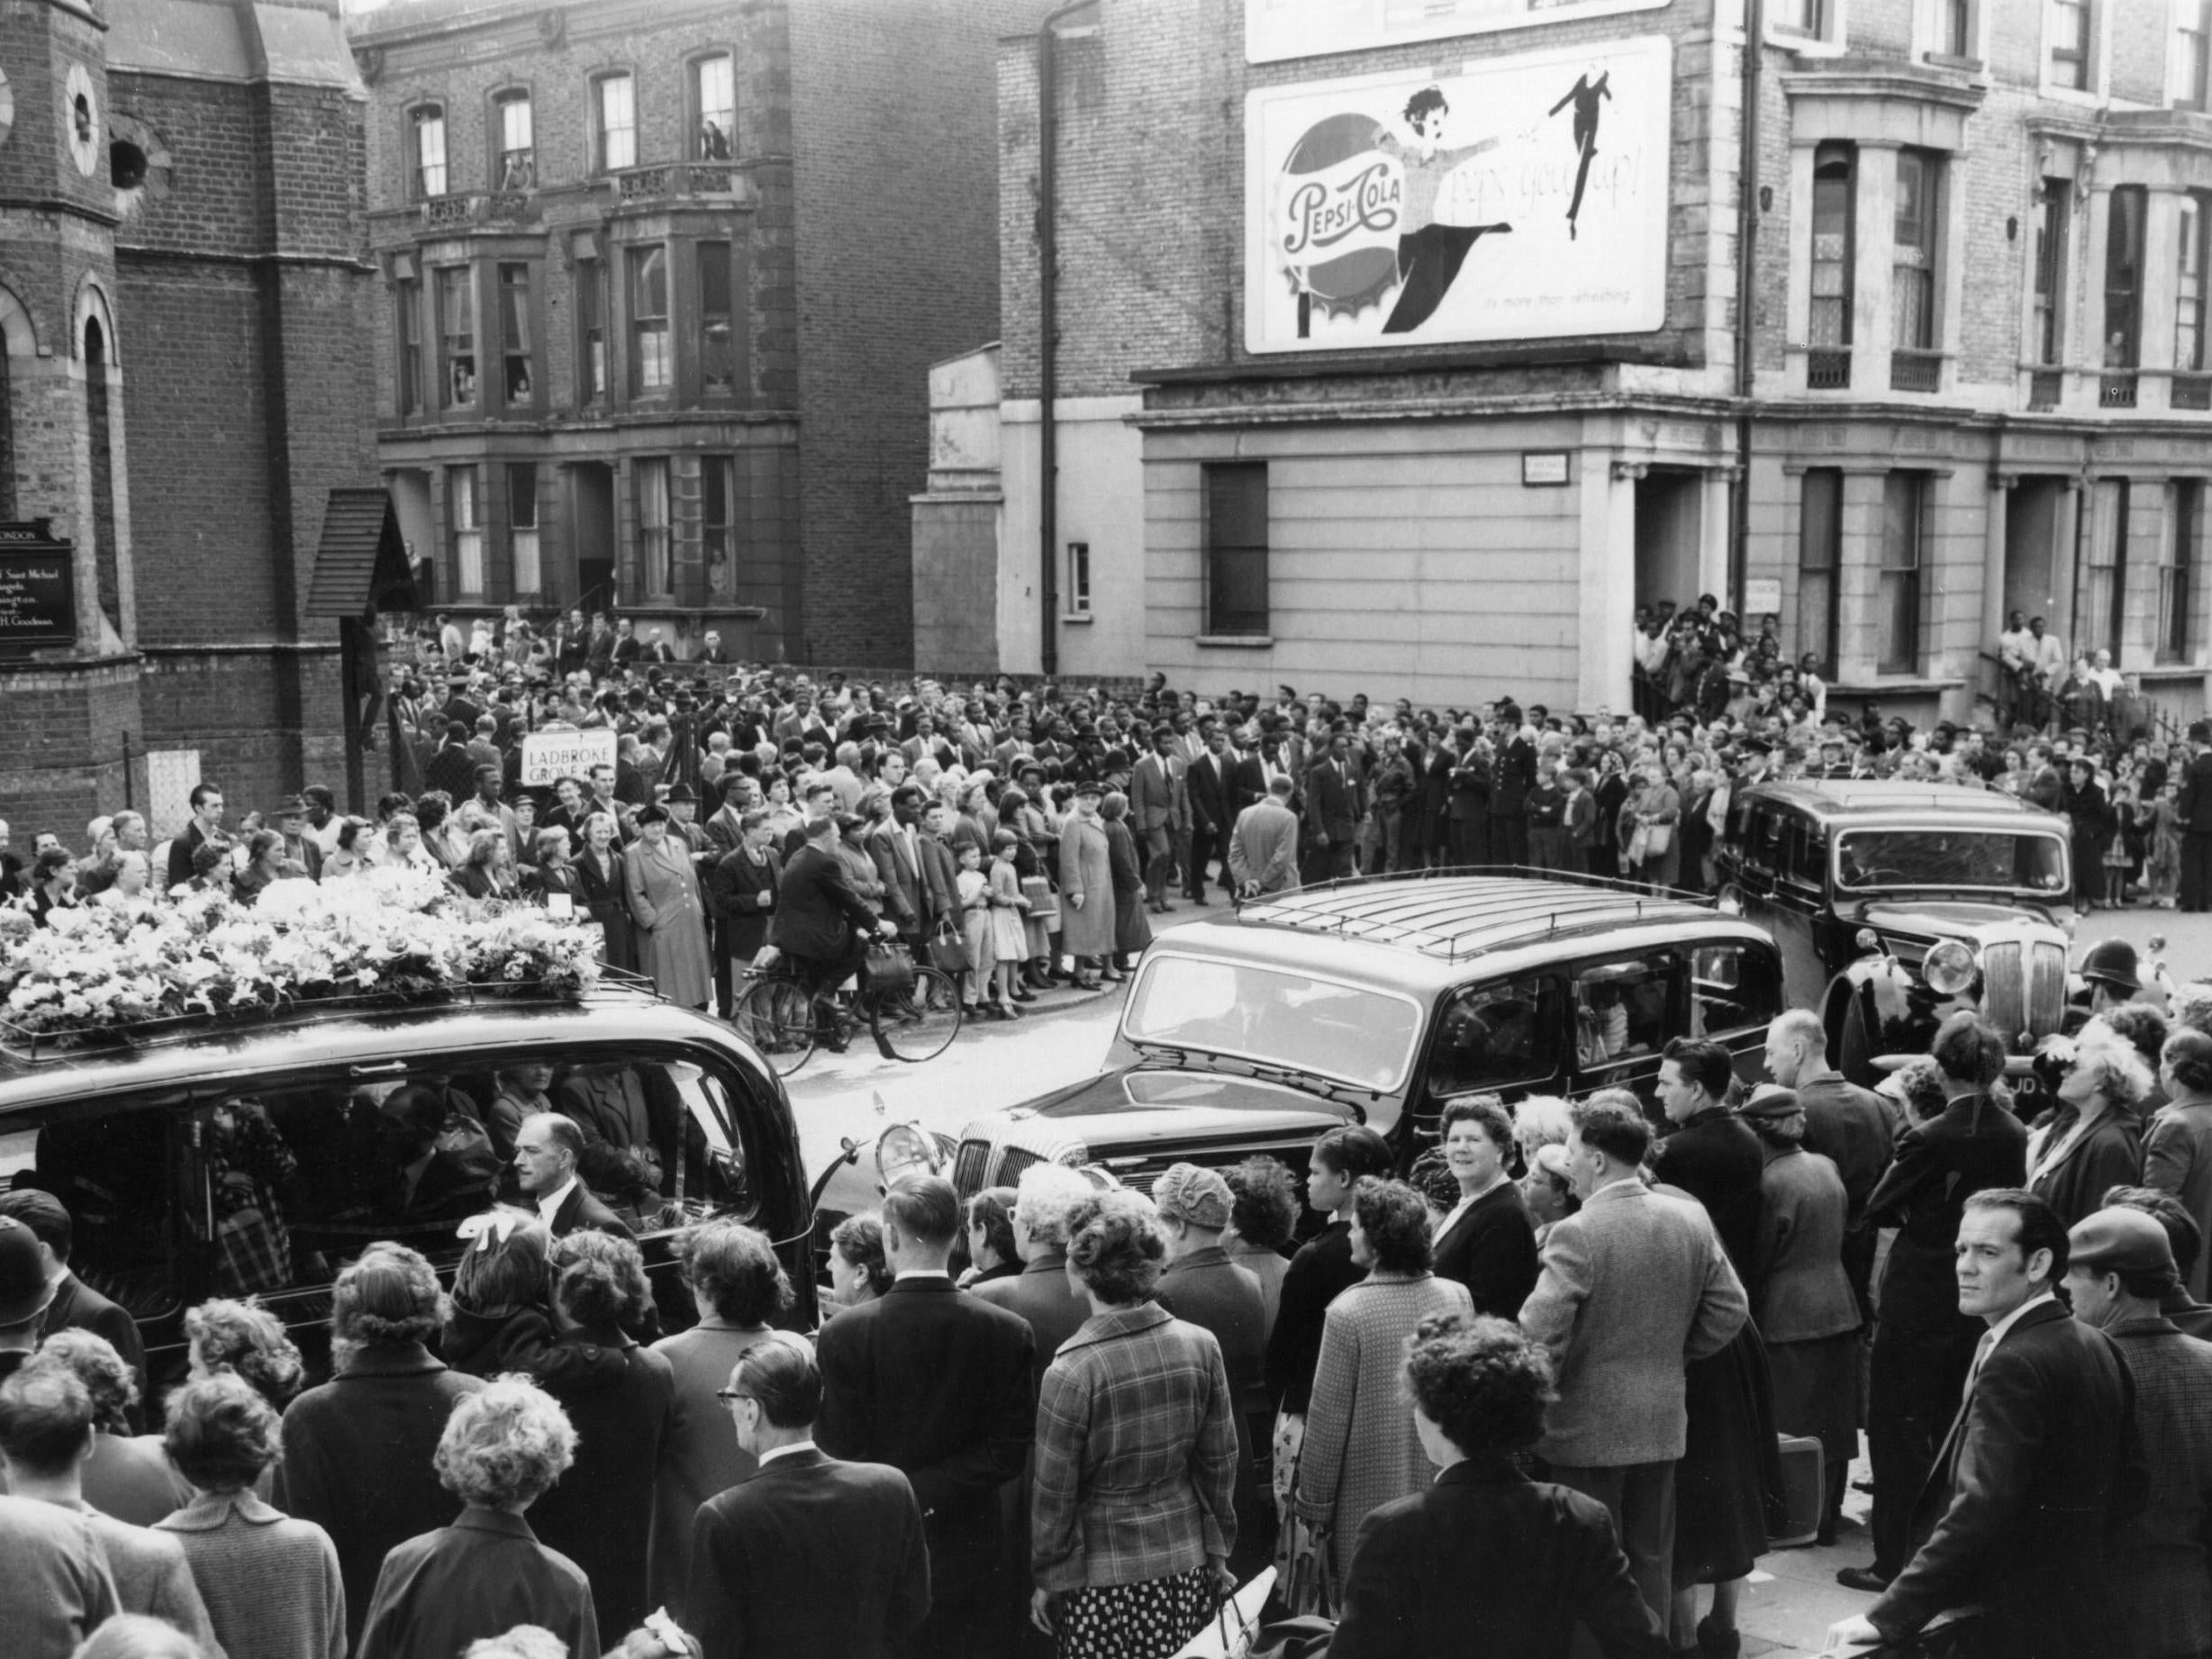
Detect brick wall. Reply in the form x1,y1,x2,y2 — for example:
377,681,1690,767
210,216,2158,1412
786,0,1051,666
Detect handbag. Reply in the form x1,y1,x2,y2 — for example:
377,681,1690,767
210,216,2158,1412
1625,823,1652,868
865,938,916,996
927,919,971,975
1020,874,1058,926
1644,820,1674,857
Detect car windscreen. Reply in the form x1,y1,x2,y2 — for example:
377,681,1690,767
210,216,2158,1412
1121,955,1422,1092
1834,828,2069,893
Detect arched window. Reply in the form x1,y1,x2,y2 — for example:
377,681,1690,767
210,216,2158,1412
84,317,121,634
410,104,447,200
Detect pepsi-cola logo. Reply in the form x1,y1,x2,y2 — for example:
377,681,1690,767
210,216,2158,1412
1282,158,1402,257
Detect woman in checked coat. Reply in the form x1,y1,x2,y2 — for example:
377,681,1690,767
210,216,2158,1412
1294,1176,1474,1601
622,804,711,1010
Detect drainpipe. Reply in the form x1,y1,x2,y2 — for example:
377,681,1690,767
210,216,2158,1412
1731,0,1763,615
1036,0,1088,678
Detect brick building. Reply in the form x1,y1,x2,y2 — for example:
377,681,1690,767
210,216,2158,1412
350,0,1045,666
0,0,376,839
921,0,2212,726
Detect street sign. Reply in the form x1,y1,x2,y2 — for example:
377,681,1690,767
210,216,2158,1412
519,727,617,787
0,521,76,647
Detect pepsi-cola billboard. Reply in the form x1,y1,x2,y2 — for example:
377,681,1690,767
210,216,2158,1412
1245,37,1673,354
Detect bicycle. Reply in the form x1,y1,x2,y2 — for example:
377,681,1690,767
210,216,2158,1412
731,943,963,1078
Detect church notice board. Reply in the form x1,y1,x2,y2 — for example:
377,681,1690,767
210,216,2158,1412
0,521,75,647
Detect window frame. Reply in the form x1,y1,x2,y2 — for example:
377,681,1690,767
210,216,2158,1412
395,273,423,417
574,245,607,408
1798,467,1842,674
409,102,448,202
1891,149,1941,353
509,462,540,599
2162,479,2200,664
497,261,537,410
593,70,638,175
490,87,535,191
1424,972,1564,1102
2179,192,2210,374
2084,476,2130,664
1809,141,1856,388
434,263,477,412
627,244,671,397
1201,461,1270,638
636,457,672,598
703,456,734,601
689,50,737,161
2182,0,2212,110
1067,540,1092,615
2048,0,2093,91
697,240,735,399
1878,472,1928,675
2105,184,2147,371
2033,179,2069,367
450,463,484,599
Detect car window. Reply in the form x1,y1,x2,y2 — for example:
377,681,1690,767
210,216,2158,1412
1427,975,1559,1099
14,1047,763,1317
1573,955,1682,1069
1783,821,1827,889
1124,956,1424,1092
1689,944,1782,1038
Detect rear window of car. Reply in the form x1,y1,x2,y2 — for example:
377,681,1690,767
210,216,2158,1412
1123,955,1423,1092
5,1045,759,1320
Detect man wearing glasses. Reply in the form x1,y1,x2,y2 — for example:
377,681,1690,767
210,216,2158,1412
682,1334,929,1659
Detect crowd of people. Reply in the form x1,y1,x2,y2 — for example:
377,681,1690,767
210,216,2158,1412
10,596,2211,1017
5,960,2212,1657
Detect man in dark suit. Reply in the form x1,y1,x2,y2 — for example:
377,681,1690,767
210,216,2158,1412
1301,730,1364,884
1183,727,1235,903
1841,1014,2028,1594
0,1191,148,1426
706,813,780,1018
512,1114,634,1240
165,782,229,893
690,1332,930,1659
817,1175,1035,1659
1833,1188,2139,1659
2180,722,2212,911
1487,706,1537,867
424,722,481,802
1651,1038,1765,1290
765,815,897,1029
1766,1010,1894,1314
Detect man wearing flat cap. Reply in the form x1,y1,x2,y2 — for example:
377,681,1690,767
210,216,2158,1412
2062,1207,2212,1659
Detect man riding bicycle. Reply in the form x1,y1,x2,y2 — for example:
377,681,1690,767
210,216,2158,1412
754,813,897,1050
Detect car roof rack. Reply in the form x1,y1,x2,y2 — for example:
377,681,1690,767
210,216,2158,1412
1236,866,1719,964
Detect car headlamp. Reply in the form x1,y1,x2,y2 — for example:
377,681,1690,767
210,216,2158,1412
875,1122,940,1187
1922,939,1976,998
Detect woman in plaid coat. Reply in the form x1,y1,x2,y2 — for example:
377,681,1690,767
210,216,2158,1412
1295,1177,1474,1599
1031,1192,1241,1659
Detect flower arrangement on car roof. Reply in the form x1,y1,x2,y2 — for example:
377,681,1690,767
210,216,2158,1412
0,866,603,1046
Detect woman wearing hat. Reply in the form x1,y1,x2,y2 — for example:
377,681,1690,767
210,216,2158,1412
1742,1084,1861,1548
621,804,711,1010
1056,782,1115,991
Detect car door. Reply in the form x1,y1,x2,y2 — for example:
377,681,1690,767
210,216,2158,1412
1410,972,1568,1146
1568,948,1690,1110
1687,939,1786,1092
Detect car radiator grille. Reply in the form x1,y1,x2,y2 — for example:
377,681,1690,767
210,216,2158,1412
951,1138,992,1199
995,1147,1045,1191
2028,940,2067,1039
1981,941,2025,1040
1981,939,2070,1045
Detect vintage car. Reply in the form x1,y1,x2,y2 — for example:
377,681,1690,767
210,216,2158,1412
0,982,814,1382
1713,780,2074,1086
941,874,1785,1202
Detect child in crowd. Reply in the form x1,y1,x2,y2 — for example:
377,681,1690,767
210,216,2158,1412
954,840,996,1016
985,828,1029,1018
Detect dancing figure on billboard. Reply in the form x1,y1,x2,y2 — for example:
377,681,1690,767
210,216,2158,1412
1371,87,1511,334
1548,68,1612,240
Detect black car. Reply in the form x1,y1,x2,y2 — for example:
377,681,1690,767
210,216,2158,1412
1714,779,2075,1086
942,874,1785,1201
0,982,815,1382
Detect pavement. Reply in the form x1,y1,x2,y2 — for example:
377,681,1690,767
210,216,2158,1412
784,893,2212,1657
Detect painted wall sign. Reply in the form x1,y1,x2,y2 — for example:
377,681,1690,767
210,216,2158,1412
1246,37,1673,353
1522,451,1571,485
